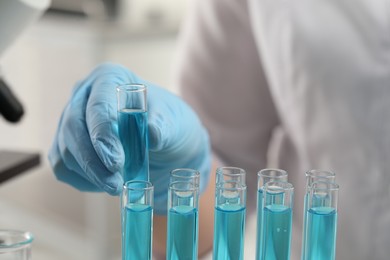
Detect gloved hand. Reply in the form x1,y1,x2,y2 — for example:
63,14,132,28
49,63,211,214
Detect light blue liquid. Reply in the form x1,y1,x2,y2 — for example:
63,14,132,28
167,205,198,260
256,189,264,260
263,204,292,260
123,204,152,260
304,207,337,260
213,204,246,260
258,190,286,260
118,109,149,182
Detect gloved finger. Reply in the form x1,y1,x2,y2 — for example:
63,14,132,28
56,105,89,175
58,80,123,195
48,102,98,191
86,63,138,174
49,138,101,191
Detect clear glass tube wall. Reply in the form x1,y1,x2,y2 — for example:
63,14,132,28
121,180,153,260
256,169,288,260
303,181,339,260
216,166,246,186
301,170,336,260
117,84,149,182
304,170,336,190
170,168,200,188
213,181,247,260
167,181,199,260
0,230,33,260
261,181,294,260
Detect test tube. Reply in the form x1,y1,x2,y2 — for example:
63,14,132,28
216,166,246,186
213,181,247,260
117,84,149,182
305,170,336,189
303,181,338,260
170,168,200,187
256,169,288,260
121,180,153,260
0,230,33,260
301,170,336,260
167,181,199,260
262,181,294,260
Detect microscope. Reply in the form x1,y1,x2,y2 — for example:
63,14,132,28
0,0,50,183
0,0,51,122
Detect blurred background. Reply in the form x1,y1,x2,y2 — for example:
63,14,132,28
0,0,189,259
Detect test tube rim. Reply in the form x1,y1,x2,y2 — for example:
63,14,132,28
0,230,34,248
170,168,200,179
310,181,339,191
305,169,336,178
264,181,294,192
216,167,246,187
123,180,154,192
116,83,147,93
169,181,198,192
257,168,288,178
216,181,247,191
216,166,246,176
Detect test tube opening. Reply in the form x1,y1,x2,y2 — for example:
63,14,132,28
257,168,288,189
168,181,199,209
122,180,154,205
216,166,246,186
0,230,33,257
215,181,247,207
170,168,200,187
117,84,147,111
264,181,294,208
309,181,339,209
305,169,336,189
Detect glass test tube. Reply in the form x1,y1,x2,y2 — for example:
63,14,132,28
170,168,200,187
301,170,336,260
167,181,199,260
121,180,153,260
262,181,294,260
256,169,288,260
117,84,149,182
216,166,246,185
0,230,33,260
303,181,339,260
213,181,247,260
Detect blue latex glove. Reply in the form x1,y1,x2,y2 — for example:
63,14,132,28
48,63,211,214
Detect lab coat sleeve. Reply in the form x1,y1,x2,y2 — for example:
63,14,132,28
173,0,280,203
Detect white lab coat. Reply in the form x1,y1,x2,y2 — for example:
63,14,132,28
174,0,390,259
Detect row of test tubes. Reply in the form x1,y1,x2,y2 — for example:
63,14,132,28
121,168,339,260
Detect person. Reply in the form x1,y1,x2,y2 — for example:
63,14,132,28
49,0,390,259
